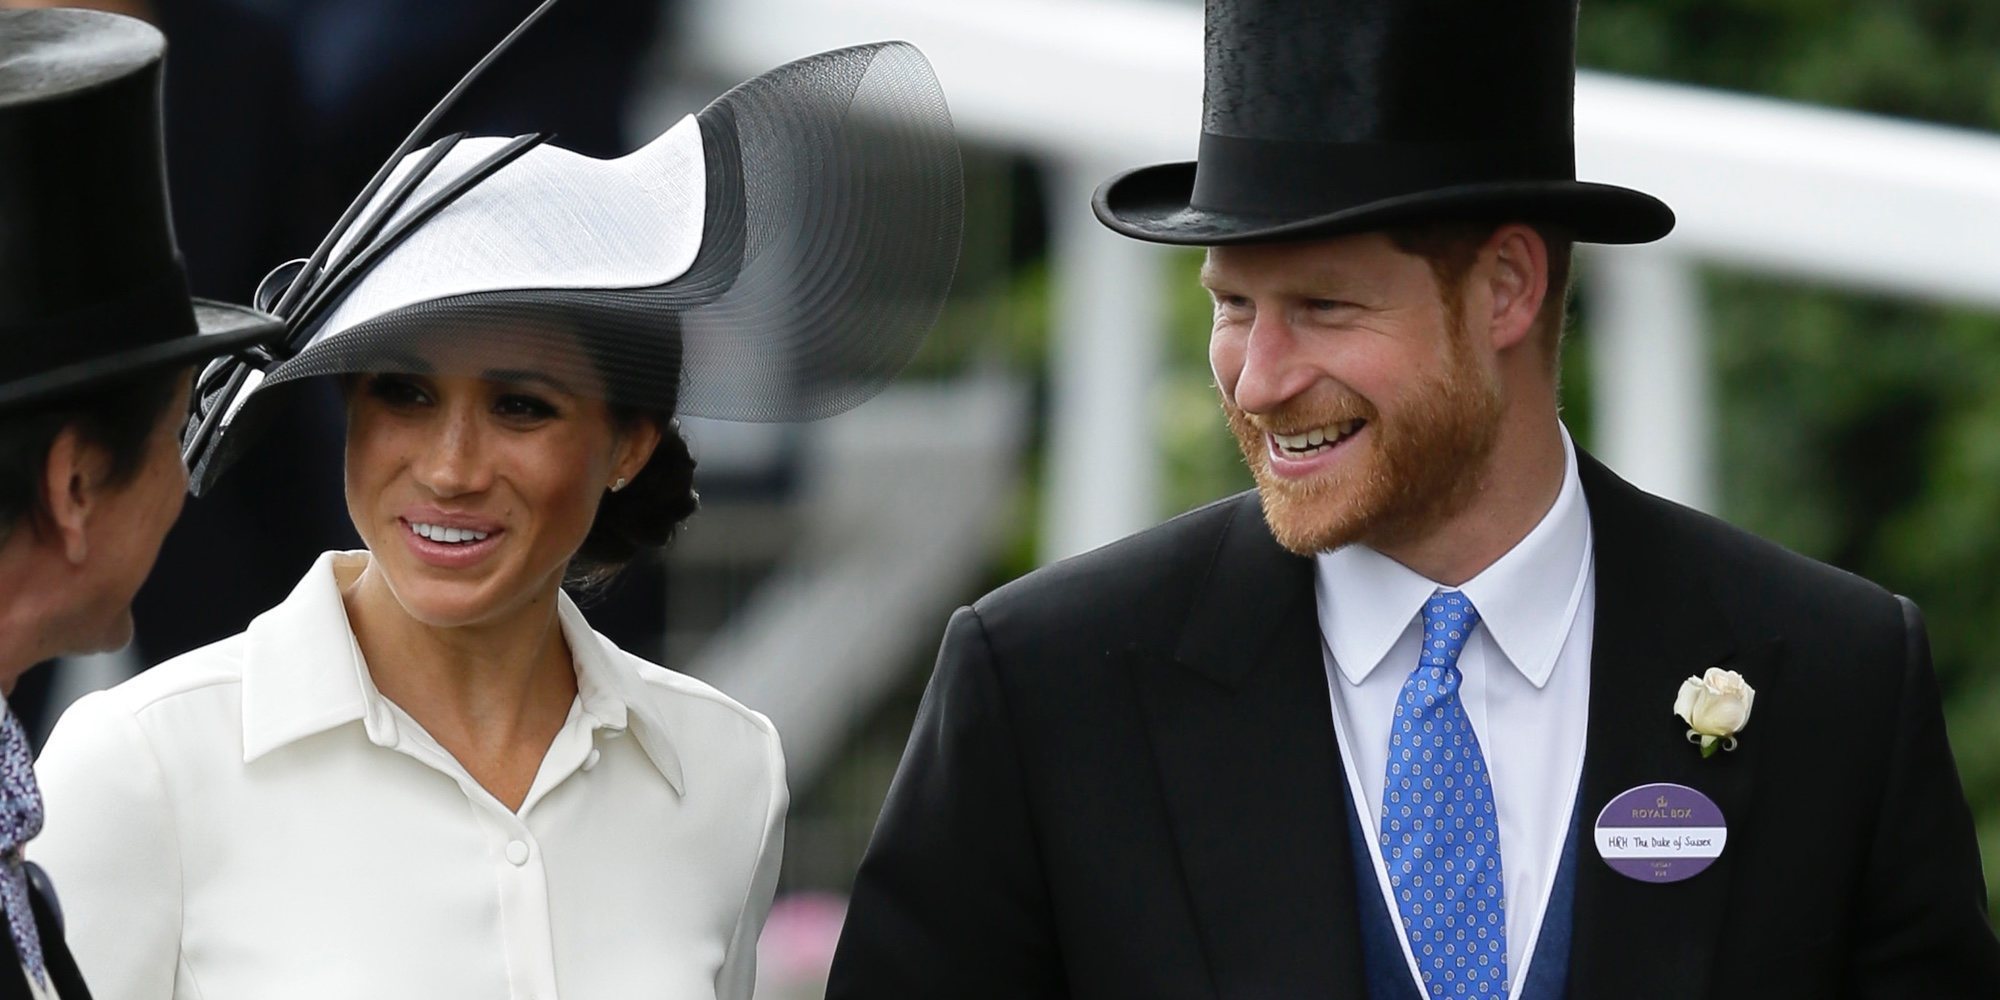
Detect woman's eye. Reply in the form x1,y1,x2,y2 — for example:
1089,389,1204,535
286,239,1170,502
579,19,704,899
366,375,429,408
494,394,558,420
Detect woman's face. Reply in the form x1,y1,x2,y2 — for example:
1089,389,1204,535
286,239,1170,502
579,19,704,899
343,363,659,628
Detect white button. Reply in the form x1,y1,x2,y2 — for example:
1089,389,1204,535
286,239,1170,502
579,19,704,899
505,840,530,866
583,748,602,771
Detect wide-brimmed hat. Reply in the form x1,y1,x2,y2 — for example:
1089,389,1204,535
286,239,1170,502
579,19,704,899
1094,0,1674,246
0,9,283,414
182,5,962,495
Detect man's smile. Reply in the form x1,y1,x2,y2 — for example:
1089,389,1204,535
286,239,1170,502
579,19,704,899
1269,419,1368,457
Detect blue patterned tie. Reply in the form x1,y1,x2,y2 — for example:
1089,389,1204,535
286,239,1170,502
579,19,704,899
0,707,43,986
1380,590,1506,999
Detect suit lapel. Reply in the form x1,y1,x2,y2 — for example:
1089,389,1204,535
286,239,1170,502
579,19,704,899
30,881,89,1000
0,871,92,1000
1131,494,1367,999
1568,455,1781,999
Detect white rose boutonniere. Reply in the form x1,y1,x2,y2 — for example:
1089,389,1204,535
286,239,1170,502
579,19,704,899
1674,668,1755,758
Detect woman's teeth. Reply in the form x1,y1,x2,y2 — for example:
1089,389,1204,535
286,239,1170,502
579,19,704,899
408,522,491,544
1273,420,1365,455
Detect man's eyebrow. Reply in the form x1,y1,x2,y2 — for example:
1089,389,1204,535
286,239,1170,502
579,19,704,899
482,368,576,395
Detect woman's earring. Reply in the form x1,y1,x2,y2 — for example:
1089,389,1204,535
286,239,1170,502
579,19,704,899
610,477,629,493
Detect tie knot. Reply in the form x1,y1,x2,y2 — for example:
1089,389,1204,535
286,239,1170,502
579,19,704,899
1422,590,1481,668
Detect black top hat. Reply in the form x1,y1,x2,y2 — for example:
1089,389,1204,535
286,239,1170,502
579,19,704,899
1094,0,1674,246
0,9,281,414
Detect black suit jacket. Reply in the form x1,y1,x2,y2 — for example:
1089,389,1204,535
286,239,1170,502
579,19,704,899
828,455,2000,999
0,866,90,1000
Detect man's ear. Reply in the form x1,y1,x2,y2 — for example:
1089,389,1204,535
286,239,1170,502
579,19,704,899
40,427,106,565
1482,224,1551,355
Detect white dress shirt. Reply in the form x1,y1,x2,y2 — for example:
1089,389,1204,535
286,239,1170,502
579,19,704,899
28,551,787,1000
1317,427,1594,1000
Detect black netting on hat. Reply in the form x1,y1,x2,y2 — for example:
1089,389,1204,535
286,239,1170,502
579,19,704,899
185,41,961,495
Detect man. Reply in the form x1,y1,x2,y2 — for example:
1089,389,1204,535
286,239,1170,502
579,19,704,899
0,10,282,998
828,2,2000,998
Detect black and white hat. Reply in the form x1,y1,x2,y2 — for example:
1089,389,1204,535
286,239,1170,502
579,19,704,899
185,6,962,494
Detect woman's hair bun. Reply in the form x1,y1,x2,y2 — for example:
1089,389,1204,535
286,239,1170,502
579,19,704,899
567,415,697,592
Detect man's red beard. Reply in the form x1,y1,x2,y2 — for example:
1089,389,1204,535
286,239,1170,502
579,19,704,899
1222,321,1505,556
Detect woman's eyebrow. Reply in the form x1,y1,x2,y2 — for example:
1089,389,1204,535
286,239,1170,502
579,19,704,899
482,368,575,396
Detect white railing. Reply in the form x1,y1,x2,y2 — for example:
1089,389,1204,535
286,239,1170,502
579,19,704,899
676,0,2000,545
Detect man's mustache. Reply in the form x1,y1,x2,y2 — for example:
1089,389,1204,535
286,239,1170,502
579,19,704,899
1220,388,1378,436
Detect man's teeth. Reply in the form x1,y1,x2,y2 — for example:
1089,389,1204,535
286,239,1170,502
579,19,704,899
1273,420,1364,454
409,522,491,544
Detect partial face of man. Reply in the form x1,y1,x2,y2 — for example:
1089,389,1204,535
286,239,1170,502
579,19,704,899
62,376,192,652
1205,233,1504,556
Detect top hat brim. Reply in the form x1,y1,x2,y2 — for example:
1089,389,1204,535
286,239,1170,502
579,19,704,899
0,300,284,414
1094,161,1675,247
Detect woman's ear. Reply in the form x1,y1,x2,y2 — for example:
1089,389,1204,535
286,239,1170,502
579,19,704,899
610,416,664,488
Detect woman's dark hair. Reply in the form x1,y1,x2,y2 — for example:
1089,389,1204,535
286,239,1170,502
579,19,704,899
564,406,699,593
0,368,184,542
561,303,701,594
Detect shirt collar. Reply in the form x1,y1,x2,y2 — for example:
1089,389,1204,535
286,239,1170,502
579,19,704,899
242,551,685,794
1315,425,1592,689
554,589,685,794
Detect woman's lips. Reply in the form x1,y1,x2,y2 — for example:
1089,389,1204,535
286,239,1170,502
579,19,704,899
397,517,504,570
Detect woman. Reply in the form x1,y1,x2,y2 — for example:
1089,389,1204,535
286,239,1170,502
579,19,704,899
26,29,960,1000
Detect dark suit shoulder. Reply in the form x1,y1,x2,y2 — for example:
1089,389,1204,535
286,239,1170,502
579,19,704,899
976,491,1249,623
1640,482,1888,592
1603,481,1908,672
968,492,1257,668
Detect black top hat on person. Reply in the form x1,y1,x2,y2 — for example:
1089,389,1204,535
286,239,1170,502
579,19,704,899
0,8,283,414
1094,0,1675,247
178,0,961,496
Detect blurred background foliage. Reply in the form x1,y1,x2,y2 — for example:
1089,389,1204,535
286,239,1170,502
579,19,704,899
1576,0,2000,914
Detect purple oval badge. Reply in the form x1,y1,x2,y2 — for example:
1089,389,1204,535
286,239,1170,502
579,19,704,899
1592,782,1726,883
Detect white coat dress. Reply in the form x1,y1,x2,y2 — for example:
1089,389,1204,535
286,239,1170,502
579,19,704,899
28,551,786,1000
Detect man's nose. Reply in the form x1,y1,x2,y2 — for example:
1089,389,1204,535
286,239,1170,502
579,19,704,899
1230,311,1315,415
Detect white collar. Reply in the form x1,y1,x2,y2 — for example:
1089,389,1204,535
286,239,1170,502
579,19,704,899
240,551,684,793
1315,425,1592,689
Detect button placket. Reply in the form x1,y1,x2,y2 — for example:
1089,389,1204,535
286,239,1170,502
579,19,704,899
369,699,567,997
482,808,558,999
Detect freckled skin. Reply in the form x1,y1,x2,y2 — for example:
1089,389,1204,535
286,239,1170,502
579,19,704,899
341,369,649,629
1204,234,1502,556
